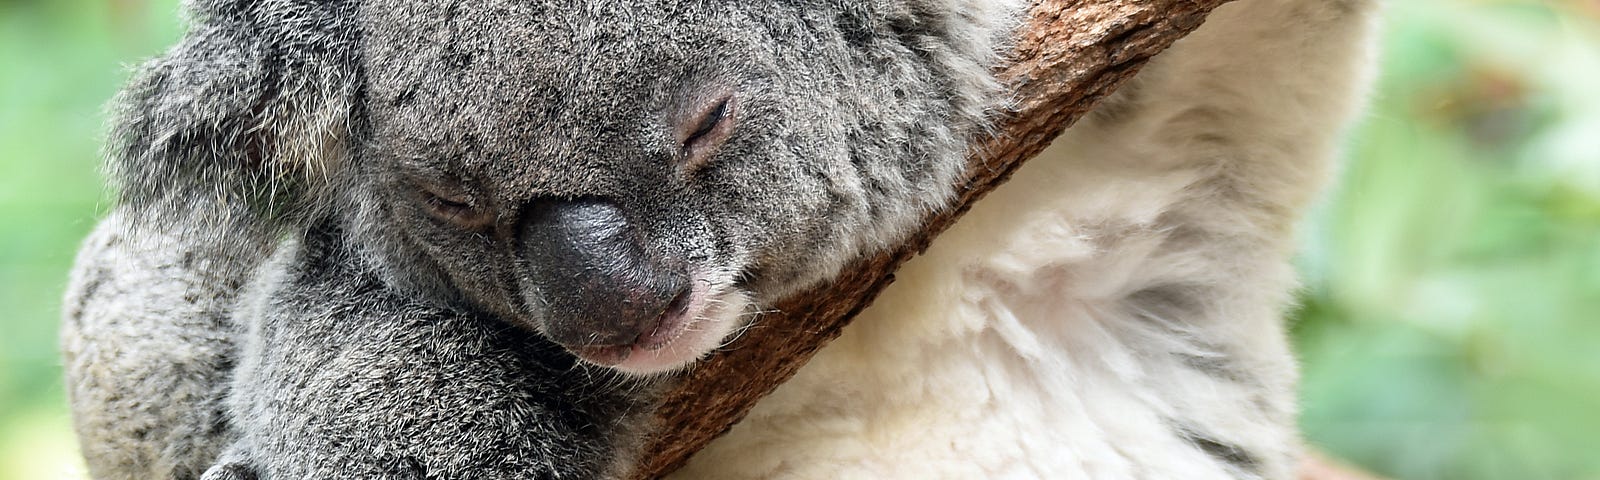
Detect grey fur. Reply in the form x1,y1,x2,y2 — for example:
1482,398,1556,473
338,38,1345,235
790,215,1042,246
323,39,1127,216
62,0,1013,478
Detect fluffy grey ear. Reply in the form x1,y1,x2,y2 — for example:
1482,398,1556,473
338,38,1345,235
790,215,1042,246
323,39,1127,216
107,0,360,225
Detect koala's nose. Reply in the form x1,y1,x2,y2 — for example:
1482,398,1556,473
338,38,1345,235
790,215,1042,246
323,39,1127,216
520,199,689,351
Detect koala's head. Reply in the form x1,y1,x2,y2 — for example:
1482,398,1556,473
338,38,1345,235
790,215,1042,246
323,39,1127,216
119,0,1013,375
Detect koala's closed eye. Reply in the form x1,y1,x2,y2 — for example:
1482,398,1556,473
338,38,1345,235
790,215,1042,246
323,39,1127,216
416,183,493,229
678,94,735,172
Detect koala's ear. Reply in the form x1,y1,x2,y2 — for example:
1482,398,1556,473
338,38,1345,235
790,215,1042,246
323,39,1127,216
107,11,359,224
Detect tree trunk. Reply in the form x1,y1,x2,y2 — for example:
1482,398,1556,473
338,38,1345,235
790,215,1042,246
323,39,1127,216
630,0,1250,478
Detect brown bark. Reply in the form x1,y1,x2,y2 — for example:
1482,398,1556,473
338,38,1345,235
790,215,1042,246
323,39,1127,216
630,1,1235,478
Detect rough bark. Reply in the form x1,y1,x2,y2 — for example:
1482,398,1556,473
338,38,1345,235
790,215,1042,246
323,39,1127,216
631,1,1234,478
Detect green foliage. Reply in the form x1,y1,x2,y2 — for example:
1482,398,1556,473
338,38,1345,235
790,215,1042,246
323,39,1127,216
0,0,1593,478
1294,1,1600,478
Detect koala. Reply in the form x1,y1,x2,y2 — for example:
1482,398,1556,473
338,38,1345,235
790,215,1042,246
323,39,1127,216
61,0,1379,479
62,0,1013,478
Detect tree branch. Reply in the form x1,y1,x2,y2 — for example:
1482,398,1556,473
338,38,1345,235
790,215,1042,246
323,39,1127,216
631,1,1235,477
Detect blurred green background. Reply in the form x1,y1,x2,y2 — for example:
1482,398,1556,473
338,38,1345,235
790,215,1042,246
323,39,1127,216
1,0,1596,478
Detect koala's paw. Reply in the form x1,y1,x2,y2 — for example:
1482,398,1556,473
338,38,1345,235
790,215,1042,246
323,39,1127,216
200,462,259,480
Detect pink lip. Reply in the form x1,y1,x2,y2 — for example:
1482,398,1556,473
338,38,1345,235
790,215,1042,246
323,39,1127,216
567,344,633,367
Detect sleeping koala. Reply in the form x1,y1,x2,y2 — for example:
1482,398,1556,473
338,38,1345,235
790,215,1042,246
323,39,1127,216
61,0,1379,478
63,0,1013,478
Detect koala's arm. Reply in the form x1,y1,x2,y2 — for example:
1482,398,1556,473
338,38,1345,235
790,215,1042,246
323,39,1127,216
214,226,658,480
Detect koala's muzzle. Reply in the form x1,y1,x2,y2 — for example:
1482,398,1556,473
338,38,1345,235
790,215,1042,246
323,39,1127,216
520,199,690,364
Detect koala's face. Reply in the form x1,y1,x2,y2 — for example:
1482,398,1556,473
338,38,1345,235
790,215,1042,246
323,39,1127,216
348,0,977,374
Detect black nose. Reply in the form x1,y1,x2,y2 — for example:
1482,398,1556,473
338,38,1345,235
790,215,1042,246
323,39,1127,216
520,199,688,349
